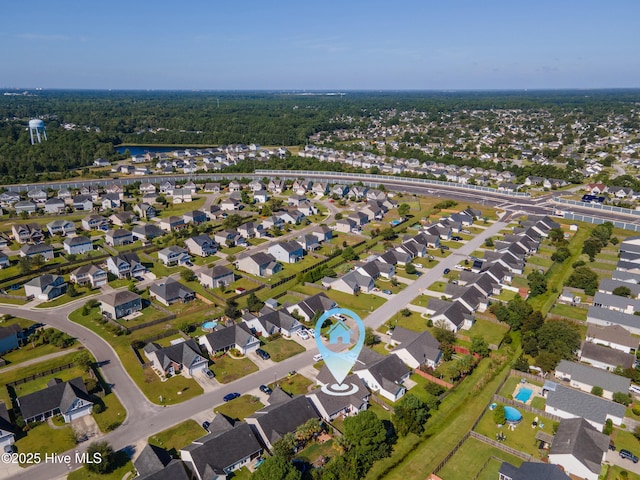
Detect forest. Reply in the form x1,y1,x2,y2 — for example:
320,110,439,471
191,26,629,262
0,89,639,184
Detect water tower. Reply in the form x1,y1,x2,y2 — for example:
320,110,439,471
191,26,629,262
29,119,47,145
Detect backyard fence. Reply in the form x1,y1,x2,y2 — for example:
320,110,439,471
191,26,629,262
126,314,177,333
491,394,563,422
413,368,454,389
431,432,471,475
469,431,539,462
7,362,75,387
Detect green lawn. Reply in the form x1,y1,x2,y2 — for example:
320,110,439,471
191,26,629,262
366,353,514,480
383,311,427,333
293,284,386,319
0,342,78,368
69,306,204,405
410,295,432,308
261,337,306,362
14,422,77,464
270,373,314,395
526,255,553,269
93,392,127,433
12,365,88,399
0,296,29,305
211,355,259,383
148,419,204,457
467,319,509,347
549,302,588,321
436,437,523,480
530,396,546,410
67,452,134,480
214,394,264,421
474,407,555,458
428,281,447,293
0,351,80,407
294,439,335,464
498,376,522,399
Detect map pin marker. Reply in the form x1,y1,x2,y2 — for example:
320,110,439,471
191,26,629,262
314,307,365,395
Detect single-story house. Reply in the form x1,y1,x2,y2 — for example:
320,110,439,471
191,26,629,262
353,348,411,402
23,274,67,301
144,339,208,377
554,360,630,400
149,278,195,306
579,341,635,371
390,327,442,369
198,324,260,356
17,377,93,423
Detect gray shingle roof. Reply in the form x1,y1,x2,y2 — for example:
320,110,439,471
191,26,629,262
144,339,204,372
546,384,626,426
134,444,172,478
550,417,609,475
499,462,570,480
18,377,92,421
202,324,256,352
588,306,640,331
586,324,638,350
248,395,319,447
391,327,441,365
580,342,635,369
555,360,630,393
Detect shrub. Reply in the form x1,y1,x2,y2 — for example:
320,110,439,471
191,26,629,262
632,406,640,416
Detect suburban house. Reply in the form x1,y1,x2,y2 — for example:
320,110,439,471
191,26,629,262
498,462,570,480
100,290,143,319
548,417,609,480
20,243,54,261
586,306,640,335
17,377,93,423
0,324,23,355
390,327,442,369
132,224,164,242
14,200,37,215
427,298,475,332
101,193,122,209
133,203,157,220
198,265,235,289
307,373,370,421
44,197,66,214
109,211,138,226
554,360,630,400
214,230,246,247
12,223,44,244
81,214,108,231
27,189,48,203
171,188,193,203
157,246,190,266
545,383,625,430
334,218,358,233
132,444,189,480
46,219,76,236
139,183,157,195
558,288,581,305
180,416,263,478
106,253,147,279
311,225,333,243
297,234,320,252
0,252,8,269
243,308,301,338
254,190,269,203
285,293,337,323
63,235,93,255
585,324,638,354
198,324,260,356
246,392,321,450
268,241,304,264
143,339,208,377
73,195,94,211
262,216,284,230
236,253,282,277
184,234,218,257
322,270,375,295
159,216,186,232
579,341,635,371
70,264,108,289
183,210,207,225
105,228,134,247
353,348,411,402
0,403,15,451
237,222,265,239
149,278,195,306
23,274,67,301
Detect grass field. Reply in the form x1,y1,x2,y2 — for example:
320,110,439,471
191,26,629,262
148,419,204,457
214,394,265,421
261,337,306,362
271,373,314,395
466,319,509,347
0,342,78,368
67,452,134,480
93,392,127,433
436,437,523,480
549,302,588,321
14,421,77,465
210,355,258,383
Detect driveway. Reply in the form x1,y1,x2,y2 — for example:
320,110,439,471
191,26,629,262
606,450,640,475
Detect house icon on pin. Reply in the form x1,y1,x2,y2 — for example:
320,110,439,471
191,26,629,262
327,320,352,345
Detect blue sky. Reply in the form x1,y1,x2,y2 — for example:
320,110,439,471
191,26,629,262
1,0,638,90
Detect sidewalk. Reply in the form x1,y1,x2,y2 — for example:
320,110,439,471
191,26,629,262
0,346,82,373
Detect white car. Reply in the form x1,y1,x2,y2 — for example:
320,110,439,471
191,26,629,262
297,329,310,340
313,353,323,362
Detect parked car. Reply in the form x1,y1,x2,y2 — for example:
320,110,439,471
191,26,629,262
259,384,273,395
381,289,392,295
620,449,638,463
256,348,270,360
308,329,316,338
297,329,309,340
443,268,451,274
313,353,323,362
3,445,14,454
451,236,462,241
185,261,194,267
202,421,210,432
441,245,450,250
204,369,214,379
223,392,240,402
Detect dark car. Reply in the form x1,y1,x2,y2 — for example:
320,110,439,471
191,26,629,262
443,268,451,274
620,449,638,463
223,392,240,402
441,245,450,250
256,349,270,360
204,369,214,379
381,289,392,295
259,384,272,395
452,236,462,241
202,421,210,432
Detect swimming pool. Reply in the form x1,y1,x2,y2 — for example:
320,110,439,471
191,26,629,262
504,406,522,423
202,321,217,330
515,387,533,403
